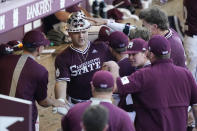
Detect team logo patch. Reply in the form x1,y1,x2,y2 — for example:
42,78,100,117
100,84,108,88
56,68,60,77
120,76,130,85
128,42,133,49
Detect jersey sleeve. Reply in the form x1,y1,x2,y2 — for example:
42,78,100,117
117,70,144,95
55,54,71,82
35,70,48,102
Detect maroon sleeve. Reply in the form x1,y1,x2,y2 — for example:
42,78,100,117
35,70,48,102
55,52,71,81
117,70,144,95
189,72,197,105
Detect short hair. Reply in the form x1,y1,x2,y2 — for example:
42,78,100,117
129,27,150,41
82,105,109,131
23,46,37,53
139,6,169,30
154,52,171,59
94,87,113,93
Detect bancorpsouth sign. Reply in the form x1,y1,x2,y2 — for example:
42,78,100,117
0,0,82,34
26,0,52,20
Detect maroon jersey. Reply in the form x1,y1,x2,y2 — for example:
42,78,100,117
118,63,150,112
184,0,197,36
0,54,48,131
55,42,113,100
62,100,135,131
117,59,197,131
165,28,186,67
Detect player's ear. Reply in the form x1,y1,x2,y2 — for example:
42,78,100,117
90,81,95,92
152,24,158,29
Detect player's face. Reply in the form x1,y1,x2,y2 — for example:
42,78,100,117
69,31,88,48
142,20,157,36
129,52,147,67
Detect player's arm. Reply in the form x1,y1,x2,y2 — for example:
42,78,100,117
52,80,70,115
55,80,67,100
102,61,120,93
85,17,136,35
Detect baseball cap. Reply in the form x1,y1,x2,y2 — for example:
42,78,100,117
108,31,129,52
66,11,91,32
97,26,112,42
22,30,50,48
92,71,114,89
123,38,147,54
107,8,123,20
148,35,171,56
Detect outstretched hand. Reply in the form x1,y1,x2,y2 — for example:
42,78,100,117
52,98,71,115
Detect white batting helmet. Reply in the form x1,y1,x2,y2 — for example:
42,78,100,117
66,11,91,32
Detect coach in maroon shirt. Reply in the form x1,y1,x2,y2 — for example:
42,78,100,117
0,31,65,131
104,35,197,131
61,70,135,131
139,6,186,68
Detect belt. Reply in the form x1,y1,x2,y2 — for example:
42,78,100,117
69,96,87,104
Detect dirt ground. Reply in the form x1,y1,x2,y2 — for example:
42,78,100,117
38,0,184,130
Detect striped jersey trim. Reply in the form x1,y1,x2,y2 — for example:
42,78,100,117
70,41,90,54
56,78,70,82
165,29,173,39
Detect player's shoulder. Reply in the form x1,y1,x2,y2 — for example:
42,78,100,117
102,102,129,114
27,57,48,73
56,46,72,61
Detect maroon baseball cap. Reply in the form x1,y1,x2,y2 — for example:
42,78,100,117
108,31,129,52
148,35,171,56
22,30,50,48
92,71,114,89
107,8,123,20
97,26,112,42
123,38,148,54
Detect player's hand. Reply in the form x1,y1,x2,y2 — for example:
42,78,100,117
52,98,70,115
85,17,108,26
102,61,119,73
102,61,120,93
